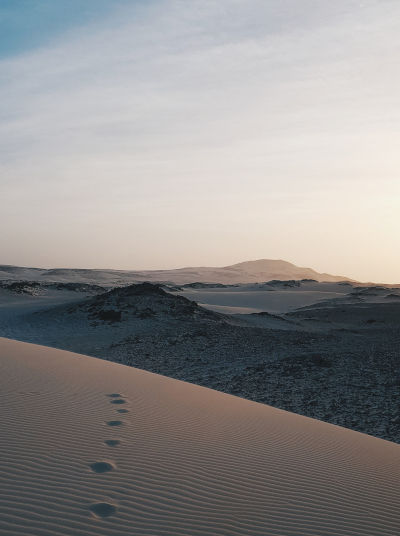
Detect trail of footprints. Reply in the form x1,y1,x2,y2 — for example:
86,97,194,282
89,393,129,519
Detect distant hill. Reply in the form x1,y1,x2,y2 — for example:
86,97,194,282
0,259,352,285
221,259,351,283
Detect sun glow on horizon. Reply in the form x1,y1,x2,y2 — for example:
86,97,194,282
1,1,399,283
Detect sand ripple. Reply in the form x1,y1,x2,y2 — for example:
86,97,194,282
0,337,399,535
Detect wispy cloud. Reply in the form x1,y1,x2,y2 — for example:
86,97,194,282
1,0,400,280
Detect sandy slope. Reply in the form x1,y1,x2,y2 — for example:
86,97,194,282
175,281,351,314
0,338,399,535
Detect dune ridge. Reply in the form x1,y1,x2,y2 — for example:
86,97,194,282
0,337,399,535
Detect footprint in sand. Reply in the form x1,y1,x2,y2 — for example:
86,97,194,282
90,461,114,473
104,439,120,447
106,393,129,416
89,396,127,519
89,502,117,518
107,420,123,426
110,398,126,404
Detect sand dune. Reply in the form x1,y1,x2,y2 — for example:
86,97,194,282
174,281,351,314
1,338,400,535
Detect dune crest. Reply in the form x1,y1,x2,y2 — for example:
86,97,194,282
0,337,399,535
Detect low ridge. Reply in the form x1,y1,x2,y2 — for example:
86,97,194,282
0,259,352,285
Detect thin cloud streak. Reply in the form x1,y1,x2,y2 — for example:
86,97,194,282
1,0,399,281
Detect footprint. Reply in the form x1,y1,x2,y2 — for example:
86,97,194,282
90,461,114,473
117,409,129,414
107,393,122,398
107,420,123,426
110,399,126,405
104,439,120,447
89,502,117,518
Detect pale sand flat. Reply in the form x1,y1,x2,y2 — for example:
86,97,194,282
0,337,399,535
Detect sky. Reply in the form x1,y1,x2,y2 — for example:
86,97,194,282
1,0,399,283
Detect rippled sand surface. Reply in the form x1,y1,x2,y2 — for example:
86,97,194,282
1,337,399,535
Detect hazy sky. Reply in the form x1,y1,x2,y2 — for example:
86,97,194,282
1,1,399,282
